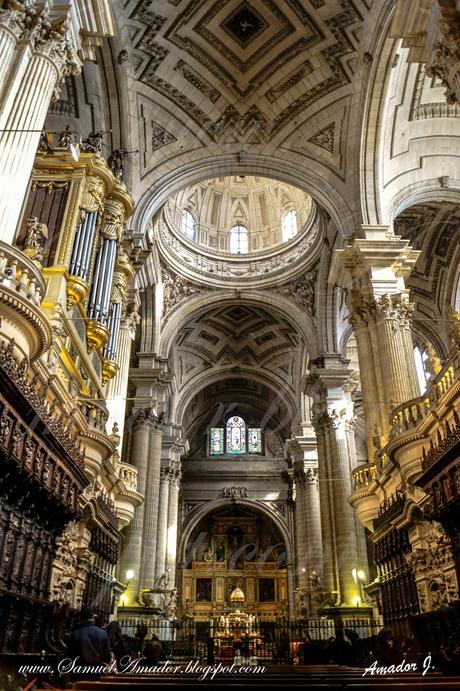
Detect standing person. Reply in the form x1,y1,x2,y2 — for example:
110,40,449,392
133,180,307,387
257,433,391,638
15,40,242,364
326,629,354,666
67,607,111,679
106,620,129,671
144,633,163,665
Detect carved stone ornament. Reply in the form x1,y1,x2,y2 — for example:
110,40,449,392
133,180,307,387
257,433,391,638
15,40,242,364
274,270,317,317
161,267,205,326
222,486,247,499
348,291,414,329
121,302,140,334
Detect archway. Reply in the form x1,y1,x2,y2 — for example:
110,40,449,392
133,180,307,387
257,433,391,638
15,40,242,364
178,501,293,624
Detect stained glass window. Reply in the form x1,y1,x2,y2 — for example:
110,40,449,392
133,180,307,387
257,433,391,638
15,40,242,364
248,428,262,453
210,428,224,455
226,416,246,454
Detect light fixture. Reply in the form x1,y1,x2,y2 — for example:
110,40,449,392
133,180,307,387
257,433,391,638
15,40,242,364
352,568,357,584
126,569,135,580
352,595,361,607
357,570,366,581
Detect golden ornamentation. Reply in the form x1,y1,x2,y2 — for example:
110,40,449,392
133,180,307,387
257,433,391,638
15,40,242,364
447,306,460,347
111,248,135,303
102,359,119,383
66,274,88,309
425,341,442,376
100,197,124,241
81,175,106,214
86,319,110,352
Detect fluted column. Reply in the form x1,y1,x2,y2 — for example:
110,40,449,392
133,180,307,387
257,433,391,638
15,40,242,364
306,356,369,607
294,462,323,591
139,419,163,592
106,305,139,451
314,411,360,605
118,410,153,604
314,425,336,596
0,6,80,244
166,468,181,588
154,468,170,582
330,226,420,458
0,8,23,94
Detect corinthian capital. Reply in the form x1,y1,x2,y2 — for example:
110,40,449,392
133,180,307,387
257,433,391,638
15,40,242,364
374,293,414,326
25,7,80,81
0,1,28,38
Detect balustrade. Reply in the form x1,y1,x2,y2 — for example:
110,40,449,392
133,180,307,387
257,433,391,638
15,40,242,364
352,462,377,491
0,241,46,306
117,461,139,492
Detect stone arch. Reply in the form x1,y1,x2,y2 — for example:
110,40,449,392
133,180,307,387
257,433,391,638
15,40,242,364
132,153,354,239
174,368,298,432
178,498,296,612
159,290,317,361
359,2,460,227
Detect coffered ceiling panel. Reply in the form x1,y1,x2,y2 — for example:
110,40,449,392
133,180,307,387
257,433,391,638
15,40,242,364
121,0,369,189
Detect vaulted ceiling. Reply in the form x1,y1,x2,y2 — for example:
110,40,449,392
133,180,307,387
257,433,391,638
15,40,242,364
171,303,306,427
120,0,372,196
394,201,460,355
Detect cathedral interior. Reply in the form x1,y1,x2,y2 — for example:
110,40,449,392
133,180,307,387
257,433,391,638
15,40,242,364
1,0,460,686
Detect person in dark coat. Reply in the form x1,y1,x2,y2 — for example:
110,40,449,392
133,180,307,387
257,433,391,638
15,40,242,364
67,607,111,678
106,620,129,671
326,629,354,666
144,633,163,665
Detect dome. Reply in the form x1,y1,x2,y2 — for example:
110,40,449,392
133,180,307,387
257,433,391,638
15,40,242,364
166,175,313,254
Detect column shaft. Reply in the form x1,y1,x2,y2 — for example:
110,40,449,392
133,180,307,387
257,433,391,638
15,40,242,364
0,22,19,95
326,417,360,605
166,472,180,588
315,426,336,595
118,419,151,603
303,471,323,578
154,470,170,581
106,319,135,451
139,425,162,591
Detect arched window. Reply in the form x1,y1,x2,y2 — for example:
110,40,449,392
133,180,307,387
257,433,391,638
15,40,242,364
181,209,197,240
281,209,297,242
209,416,262,455
226,416,246,454
229,225,248,254
414,346,429,394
